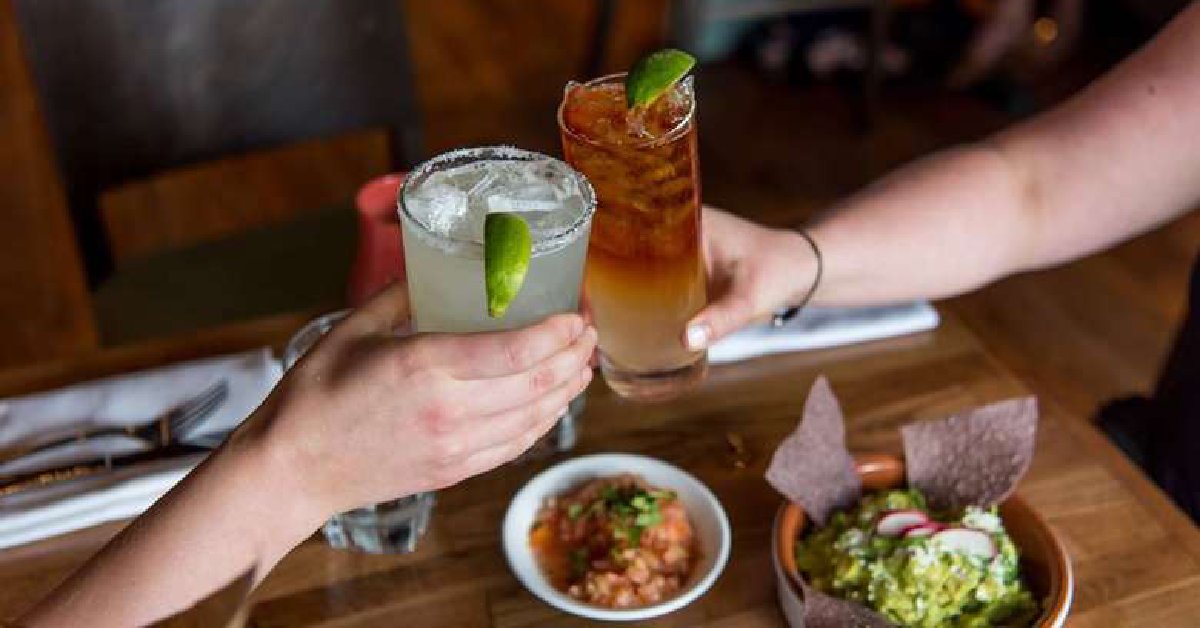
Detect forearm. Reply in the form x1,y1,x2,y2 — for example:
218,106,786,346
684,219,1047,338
21,421,323,627
689,5,1200,343
807,142,1033,307
807,3,1200,307
18,285,595,626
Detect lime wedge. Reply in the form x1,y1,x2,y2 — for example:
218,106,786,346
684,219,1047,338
625,48,696,109
484,212,532,318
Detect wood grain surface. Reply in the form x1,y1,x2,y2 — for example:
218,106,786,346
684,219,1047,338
1,4,1197,622
0,312,1195,626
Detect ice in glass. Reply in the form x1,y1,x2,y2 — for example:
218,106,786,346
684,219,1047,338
399,146,595,333
558,74,707,400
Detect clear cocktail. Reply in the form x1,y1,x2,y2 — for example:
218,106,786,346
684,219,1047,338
558,73,707,401
399,146,595,333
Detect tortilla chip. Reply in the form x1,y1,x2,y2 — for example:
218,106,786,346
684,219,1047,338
800,579,894,628
766,377,861,526
901,397,1037,510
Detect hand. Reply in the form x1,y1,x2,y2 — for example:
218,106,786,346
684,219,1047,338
684,206,819,351
238,283,597,520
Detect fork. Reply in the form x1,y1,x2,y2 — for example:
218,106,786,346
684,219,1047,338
0,381,229,465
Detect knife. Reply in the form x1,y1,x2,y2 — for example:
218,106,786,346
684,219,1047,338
0,442,213,497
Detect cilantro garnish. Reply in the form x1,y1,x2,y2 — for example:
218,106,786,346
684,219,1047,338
576,484,677,550
569,547,590,578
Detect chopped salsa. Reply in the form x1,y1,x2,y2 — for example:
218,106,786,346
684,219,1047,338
530,474,698,608
797,488,1039,627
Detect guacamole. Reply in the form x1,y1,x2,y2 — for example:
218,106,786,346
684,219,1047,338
796,489,1038,627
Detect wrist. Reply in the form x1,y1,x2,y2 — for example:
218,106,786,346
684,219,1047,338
216,412,331,545
778,229,823,309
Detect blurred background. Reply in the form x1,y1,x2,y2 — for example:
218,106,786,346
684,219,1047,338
1,0,1198,427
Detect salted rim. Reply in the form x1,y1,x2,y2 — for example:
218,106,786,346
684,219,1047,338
557,72,696,150
397,145,597,257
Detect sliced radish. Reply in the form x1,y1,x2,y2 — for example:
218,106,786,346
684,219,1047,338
902,523,945,538
932,528,996,558
875,510,930,537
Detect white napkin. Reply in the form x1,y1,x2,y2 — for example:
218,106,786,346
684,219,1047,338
709,302,940,364
0,349,282,549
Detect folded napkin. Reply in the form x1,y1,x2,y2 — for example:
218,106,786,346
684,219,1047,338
0,349,282,549
709,302,940,364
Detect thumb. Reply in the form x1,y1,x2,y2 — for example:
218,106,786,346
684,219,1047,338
683,290,758,351
336,281,412,339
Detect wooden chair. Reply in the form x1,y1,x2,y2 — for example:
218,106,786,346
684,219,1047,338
12,0,423,343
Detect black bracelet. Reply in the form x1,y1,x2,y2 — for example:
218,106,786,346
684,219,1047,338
771,229,824,327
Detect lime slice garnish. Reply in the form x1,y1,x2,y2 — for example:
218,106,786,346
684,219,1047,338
484,212,532,318
625,48,696,109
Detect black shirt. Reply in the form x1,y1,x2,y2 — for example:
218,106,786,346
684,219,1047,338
1148,257,1200,521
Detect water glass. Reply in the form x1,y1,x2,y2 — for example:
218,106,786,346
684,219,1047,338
283,310,435,554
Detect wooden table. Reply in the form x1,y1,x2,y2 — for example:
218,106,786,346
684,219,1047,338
0,312,1197,626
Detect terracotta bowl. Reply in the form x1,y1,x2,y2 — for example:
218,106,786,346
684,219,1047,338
772,453,1072,627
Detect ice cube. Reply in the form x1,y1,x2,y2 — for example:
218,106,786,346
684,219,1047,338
483,161,572,214
411,183,468,237
467,171,498,198
551,171,579,202
486,194,562,213
525,160,581,202
624,107,652,140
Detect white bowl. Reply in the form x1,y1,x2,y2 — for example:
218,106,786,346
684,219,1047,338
502,453,731,622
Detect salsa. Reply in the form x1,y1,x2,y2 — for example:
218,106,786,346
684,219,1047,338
797,489,1039,627
530,474,698,608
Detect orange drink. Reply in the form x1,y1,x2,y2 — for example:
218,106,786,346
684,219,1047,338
559,74,706,400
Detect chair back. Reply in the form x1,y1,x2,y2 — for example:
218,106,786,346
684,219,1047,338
13,0,423,283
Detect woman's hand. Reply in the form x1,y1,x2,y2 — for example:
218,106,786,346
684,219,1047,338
24,284,596,627
684,206,819,351
241,282,597,520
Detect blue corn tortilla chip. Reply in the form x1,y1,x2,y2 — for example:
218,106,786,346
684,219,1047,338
766,376,861,527
901,397,1038,511
770,380,1039,626
799,578,894,628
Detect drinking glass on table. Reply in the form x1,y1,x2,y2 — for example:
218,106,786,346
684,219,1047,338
283,311,435,554
398,146,596,457
558,72,708,401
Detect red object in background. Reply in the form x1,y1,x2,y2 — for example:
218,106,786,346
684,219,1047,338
348,173,407,306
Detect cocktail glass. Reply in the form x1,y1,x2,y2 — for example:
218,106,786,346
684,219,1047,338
398,146,595,456
558,73,707,401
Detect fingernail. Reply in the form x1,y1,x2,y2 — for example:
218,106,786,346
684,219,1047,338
582,367,594,383
685,323,711,351
569,316,585,338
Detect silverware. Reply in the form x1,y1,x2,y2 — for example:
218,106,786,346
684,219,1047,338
0,381,229,465
0,442,212,497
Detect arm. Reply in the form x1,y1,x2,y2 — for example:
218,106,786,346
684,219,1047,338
688,4,1200,345
19,434,317,626
821,1,1200,304
22,284,596,626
